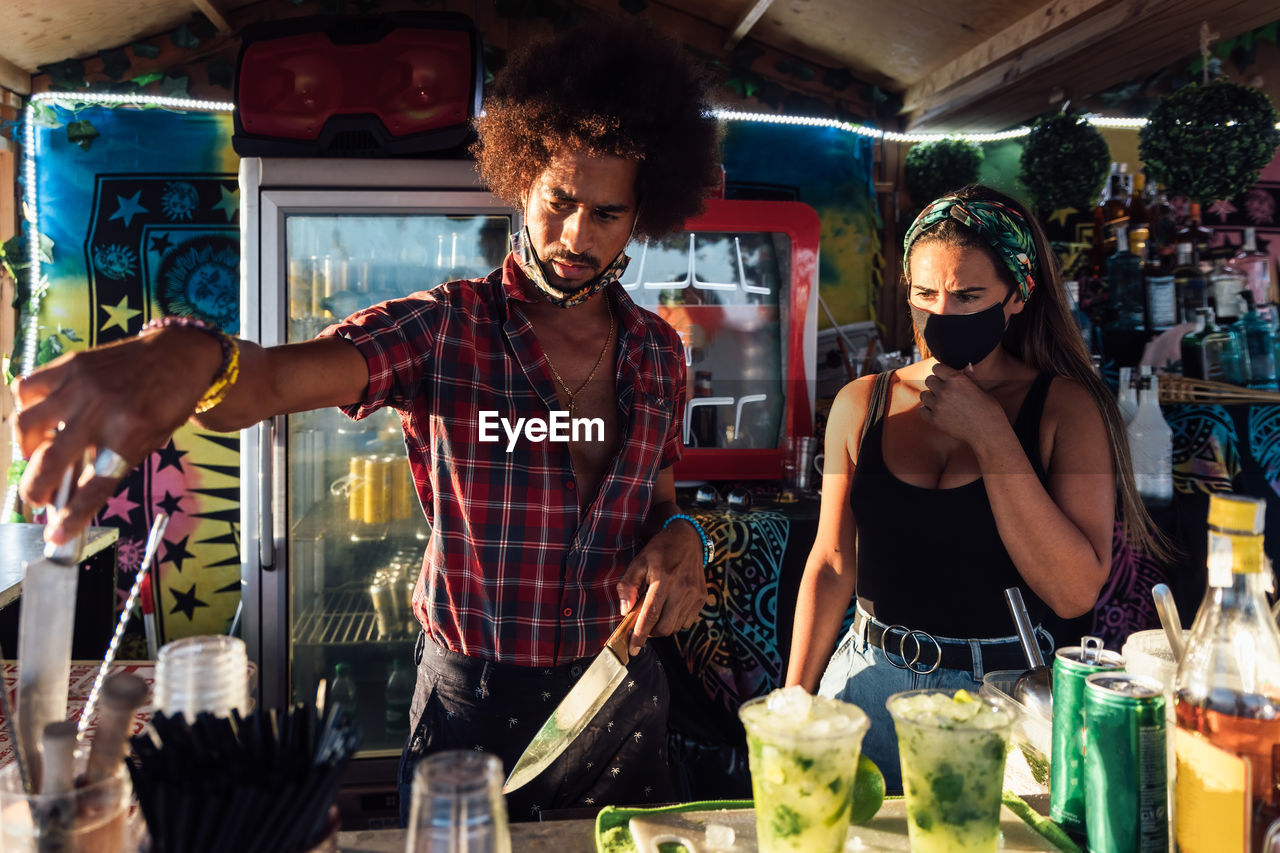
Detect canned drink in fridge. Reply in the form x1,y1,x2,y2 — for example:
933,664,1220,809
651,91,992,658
369,576,397,640
363,455,392,526
1083,672,1169,853
348,456,366,522
1050,635,1125,835
391,455,414,520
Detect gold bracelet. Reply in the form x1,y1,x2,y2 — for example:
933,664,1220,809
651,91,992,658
140,316,241,415
194,334,240,414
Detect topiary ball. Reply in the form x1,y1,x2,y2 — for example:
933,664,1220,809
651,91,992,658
1139,81,1280,204
1018,111,1109,216
904,138,983,206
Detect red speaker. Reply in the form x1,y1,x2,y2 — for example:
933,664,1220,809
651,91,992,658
233,13,482,157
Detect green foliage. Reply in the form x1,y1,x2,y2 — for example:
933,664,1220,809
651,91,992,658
98,48,131,80
1018,110,1109,215
66,120,99,151
171,24,201,51
1139,81,1280,204
775,58,816,82
904,138,983,206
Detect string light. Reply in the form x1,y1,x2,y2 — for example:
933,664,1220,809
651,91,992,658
2,92,233,523
716,108,1280,140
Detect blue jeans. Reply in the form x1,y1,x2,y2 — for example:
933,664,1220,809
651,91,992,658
817,609,1052,794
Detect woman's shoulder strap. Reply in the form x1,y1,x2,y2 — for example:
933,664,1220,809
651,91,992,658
858,370,894,452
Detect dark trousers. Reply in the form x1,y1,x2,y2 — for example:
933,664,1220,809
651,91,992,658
397,632,674,824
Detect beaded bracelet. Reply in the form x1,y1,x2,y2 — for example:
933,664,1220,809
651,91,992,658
662,513,713,568
140,316,241,414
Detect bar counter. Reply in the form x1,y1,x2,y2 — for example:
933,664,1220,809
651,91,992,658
0,523,119,608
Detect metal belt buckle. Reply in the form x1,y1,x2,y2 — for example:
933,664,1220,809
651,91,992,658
881,623,943,674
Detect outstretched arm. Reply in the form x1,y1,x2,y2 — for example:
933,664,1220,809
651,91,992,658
13,326,368,543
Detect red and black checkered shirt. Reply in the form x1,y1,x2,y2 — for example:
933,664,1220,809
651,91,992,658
321,254,685,666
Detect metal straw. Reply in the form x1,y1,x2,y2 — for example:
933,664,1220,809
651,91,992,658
78,513,168,739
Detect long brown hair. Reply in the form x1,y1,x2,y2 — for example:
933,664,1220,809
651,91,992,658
906,184,1170,561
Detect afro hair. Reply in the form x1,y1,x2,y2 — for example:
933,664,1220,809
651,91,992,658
472,17,722,240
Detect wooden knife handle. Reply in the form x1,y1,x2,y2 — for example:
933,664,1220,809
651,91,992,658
604,608,643,664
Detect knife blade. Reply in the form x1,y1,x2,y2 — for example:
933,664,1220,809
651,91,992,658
503,608,641,794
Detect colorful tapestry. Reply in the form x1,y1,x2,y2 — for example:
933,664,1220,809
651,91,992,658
27,102,240,644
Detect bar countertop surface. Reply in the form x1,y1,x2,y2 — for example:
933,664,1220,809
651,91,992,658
0,523,120,609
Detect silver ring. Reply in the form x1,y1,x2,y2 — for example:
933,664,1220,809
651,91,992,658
92,448,131,479
881,624,913,670
904,630,942,674
879,624,943,674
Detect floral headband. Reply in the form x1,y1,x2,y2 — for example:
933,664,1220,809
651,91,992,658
903,197,1039,302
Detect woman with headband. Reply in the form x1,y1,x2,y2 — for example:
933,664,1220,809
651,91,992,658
784,184,1164,789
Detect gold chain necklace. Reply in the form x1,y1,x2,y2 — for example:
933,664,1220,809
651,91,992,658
544,293,615,418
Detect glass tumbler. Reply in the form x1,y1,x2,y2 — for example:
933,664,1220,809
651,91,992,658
406,750,511,853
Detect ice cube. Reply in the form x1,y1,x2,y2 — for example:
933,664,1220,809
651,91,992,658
705,823,735,849
766,685,813,719
803,718,832,738
844,832,868,851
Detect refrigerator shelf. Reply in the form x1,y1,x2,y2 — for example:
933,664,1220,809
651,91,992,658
294,587,417,647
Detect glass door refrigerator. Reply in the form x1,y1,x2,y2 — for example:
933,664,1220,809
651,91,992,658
239,157,516,816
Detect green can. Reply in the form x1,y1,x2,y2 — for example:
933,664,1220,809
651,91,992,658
1083,672,1169,853
1049,636,1124,835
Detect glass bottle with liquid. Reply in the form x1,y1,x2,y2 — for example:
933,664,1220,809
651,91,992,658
1173,243,1207,324
1117,365,1138,424
1125,373,1172,505
1173,494,1280,853
1235,291,1279,391
1106,223,1144,329
1222,226,1276,306
1181,307,1249,384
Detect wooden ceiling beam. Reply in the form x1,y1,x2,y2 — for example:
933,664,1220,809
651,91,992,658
723,0,776,50
0,54,30,96
902,0,1197,130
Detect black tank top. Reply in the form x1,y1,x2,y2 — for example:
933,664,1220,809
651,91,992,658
850,370,1054,638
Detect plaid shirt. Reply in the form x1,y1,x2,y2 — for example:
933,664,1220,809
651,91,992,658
321,254,686,666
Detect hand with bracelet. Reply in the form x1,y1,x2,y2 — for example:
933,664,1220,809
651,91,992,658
14,317,273,544
614,500,712,656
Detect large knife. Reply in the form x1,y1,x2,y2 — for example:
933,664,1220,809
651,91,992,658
504,608,641,794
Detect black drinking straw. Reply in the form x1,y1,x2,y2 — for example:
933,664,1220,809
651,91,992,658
128,701,361,853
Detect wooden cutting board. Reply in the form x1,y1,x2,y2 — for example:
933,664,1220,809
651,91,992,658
628,800,1062,852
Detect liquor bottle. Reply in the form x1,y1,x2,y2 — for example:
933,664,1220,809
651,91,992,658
1172,243,1207,323
1106,224,1144,329
1181,308,1249,384
1126,170,1151,250
385,656,414,736
1091,169,1117,271
1212,266,1249,325
1145,235,1177,330
1105,162,1130,225
1235,291,1279,390
1117,366,1138,425
1064,276,1094,348
1222,227,1276,306
330,662,359,725
1176,203,1214,272
1149,183,1179,259
1173,494,1280,853
1125,373,1172,505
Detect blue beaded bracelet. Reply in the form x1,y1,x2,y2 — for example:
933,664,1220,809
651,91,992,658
663,513,713,567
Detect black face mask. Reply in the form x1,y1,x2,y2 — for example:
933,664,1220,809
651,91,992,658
910,289,1014,369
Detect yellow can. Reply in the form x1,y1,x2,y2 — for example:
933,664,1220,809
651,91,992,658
363,455,392,526
391,455,414,520
347,455,365,523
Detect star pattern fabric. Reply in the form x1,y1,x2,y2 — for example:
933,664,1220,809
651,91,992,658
109,190,148,227
100,295,141,333
169,583,208,620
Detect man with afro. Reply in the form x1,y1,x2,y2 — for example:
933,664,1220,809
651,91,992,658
14,15,722,820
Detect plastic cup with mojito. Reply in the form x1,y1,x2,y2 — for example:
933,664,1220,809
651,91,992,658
738,686,870,853
887,688,1014,853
